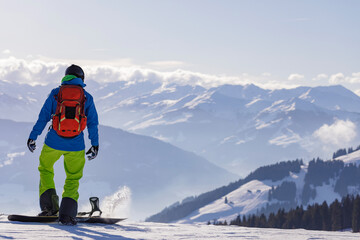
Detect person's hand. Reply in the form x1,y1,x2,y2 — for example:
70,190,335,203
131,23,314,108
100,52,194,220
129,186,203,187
86,146,99,160
27,139,36,153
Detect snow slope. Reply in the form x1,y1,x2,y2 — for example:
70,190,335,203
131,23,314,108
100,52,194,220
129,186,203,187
177,166,306,224
178,180,272,224
0,215,359,240
336,150,360,166
174,150,360,224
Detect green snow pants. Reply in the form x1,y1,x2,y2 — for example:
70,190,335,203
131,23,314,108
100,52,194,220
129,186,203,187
38,144,85,202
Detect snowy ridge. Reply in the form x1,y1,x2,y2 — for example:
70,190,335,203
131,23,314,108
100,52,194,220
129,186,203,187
336,150,360,166
147,150,360,224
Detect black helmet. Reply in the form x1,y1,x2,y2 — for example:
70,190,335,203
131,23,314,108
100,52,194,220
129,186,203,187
65,64,85,81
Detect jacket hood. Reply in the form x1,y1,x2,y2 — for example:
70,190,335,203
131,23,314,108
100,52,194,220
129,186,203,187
61,75,86,87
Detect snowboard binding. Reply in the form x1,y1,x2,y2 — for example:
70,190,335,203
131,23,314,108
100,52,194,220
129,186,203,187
78,197,103,217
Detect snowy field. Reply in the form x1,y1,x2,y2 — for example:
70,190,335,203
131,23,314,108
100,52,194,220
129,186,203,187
1,216,359,240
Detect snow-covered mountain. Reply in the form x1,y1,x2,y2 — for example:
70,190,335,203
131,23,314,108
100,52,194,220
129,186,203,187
2,79,360,176
88,82,360,175
0,119,236,220
147,149,360,224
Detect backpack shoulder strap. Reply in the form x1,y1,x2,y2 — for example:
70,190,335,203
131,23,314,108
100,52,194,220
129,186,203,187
52,86,62,101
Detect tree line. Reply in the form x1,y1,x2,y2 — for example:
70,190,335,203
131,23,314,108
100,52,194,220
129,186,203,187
332,145,360,159
213,195,360,233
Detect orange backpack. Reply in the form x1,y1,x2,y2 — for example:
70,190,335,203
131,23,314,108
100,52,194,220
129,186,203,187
52,85,87,137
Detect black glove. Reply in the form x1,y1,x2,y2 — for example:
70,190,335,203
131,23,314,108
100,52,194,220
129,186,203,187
27,138,36,153
86,146,99,160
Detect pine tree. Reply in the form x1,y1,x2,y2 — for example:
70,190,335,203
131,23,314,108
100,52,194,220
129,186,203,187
230,215,241,226
302,206,312,229
352,196,360,232
330,199,343,231
267,212,276,228
309,204,322,230
258,214,267,228
242,215,247,227
249,214,256,227
293,206,304,229
283,210,295,229
320,201,331,231
276,209,286,228
342,195,353,229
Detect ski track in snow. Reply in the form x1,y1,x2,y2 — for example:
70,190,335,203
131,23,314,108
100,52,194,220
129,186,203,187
0,216,359,240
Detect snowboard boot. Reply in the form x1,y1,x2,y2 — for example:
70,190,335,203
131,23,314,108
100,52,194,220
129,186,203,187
38,189,59,216
59,197,78,226
59,214,77,226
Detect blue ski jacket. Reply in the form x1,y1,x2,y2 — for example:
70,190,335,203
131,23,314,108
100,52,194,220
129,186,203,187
29,77,99,151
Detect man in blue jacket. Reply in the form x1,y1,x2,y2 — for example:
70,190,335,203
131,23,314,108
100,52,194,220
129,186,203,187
27,64,99,225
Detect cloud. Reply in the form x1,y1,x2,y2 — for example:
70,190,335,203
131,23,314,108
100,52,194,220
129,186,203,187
313,119,357,147
312,73,328,81
2,49,11,54
346,72,360,83
1,56,359,92
0,152,25,168
0,56,304,89
288,73,304,81
328,72,360,84
0,56,263,88
0,57,66,86
329,73,345,84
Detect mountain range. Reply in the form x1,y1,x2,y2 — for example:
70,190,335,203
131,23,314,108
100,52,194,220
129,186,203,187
2,79,360,176
2,77,360,222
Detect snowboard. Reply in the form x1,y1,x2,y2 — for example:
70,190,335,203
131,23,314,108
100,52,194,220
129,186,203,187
8,214,126,224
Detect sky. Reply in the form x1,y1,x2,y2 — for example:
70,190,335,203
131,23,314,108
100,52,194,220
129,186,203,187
0,0,360,92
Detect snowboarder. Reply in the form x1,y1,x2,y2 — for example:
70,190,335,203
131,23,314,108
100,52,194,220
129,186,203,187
27,64,99,225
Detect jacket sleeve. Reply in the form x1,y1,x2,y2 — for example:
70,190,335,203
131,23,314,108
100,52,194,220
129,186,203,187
29,91,55,140
85,93,99,146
